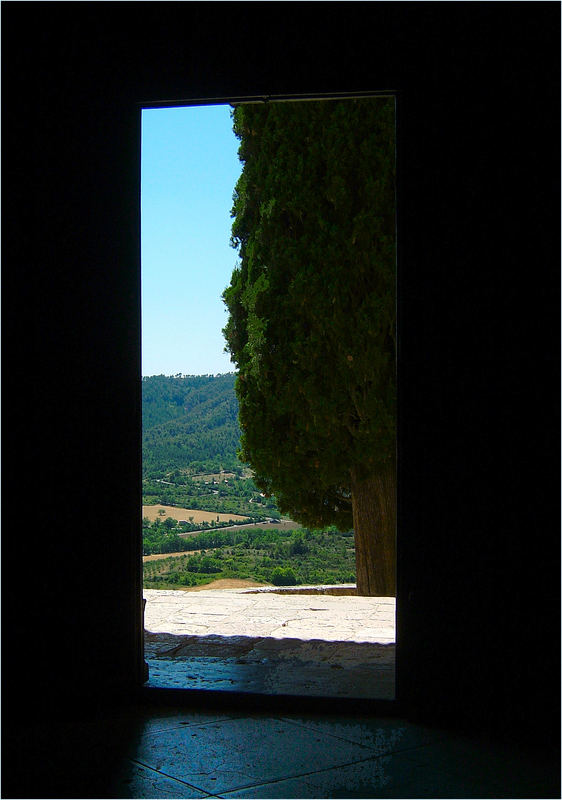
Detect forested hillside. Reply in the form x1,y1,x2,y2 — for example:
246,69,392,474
141,374,355,587
142,373,242,477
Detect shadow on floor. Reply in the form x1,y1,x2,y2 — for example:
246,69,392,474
8,700,559,799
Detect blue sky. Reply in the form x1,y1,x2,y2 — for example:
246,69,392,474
141,104,241,376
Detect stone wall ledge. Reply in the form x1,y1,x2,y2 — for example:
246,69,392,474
243,584,358,596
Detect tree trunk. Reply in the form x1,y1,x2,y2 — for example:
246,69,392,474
351,459,396,596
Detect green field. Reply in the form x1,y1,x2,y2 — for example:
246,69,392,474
143,525,356,589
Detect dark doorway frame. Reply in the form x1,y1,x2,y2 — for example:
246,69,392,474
138,90,402,714
4,5,558,761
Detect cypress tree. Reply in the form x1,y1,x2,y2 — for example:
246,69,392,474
223,98,396,596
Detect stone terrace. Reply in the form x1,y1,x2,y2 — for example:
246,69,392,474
144,587,396,699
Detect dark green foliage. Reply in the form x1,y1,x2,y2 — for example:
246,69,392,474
223,99,396,530
290,533,309,555
143,526,356,589
186,555,223,574
143,518,264,556
142,373,236,429
271,567,297,586
142,473,276,519
142,373,242,476
142,372,283,516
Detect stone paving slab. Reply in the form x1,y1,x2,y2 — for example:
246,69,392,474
144,587,396,643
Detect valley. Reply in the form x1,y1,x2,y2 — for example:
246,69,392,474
142,373,357,590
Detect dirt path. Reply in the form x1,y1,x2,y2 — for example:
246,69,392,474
151,578,270,592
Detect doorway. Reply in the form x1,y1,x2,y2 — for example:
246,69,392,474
140,94,397,700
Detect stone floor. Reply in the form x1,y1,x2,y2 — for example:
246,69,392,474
144,587,395,699
7,590,559,798
10,701,560,798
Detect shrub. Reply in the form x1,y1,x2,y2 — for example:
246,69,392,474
290,535,309,556
271,567,298,586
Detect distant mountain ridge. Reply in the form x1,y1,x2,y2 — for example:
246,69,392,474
142,373,242,476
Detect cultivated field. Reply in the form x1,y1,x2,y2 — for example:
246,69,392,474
142,504,250,524
143,550,207,562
